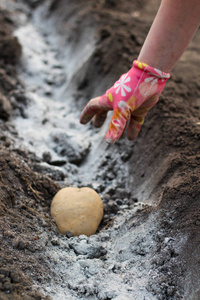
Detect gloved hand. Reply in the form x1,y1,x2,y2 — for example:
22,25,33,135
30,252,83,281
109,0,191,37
80,60,170,144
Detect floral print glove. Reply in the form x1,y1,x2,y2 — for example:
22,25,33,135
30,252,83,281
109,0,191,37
80,60,170,144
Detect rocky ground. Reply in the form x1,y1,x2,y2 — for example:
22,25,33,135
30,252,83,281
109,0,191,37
0,0,200,299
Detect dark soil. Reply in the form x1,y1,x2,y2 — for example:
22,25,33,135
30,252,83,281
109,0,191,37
0,0,200,299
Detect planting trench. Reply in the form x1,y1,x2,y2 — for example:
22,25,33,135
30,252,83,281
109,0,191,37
0,0,200,299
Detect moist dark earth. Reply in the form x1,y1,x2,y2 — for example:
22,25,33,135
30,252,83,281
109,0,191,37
0,0,200,299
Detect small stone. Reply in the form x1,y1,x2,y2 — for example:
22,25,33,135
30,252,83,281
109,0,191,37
107,200,119,213
103,193,111,202
66,231,73,238
51,239,60,246
78,260,89,268
100,232,110,242
78,235,88,241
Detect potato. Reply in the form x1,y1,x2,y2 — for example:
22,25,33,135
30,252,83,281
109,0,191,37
51,187,103,236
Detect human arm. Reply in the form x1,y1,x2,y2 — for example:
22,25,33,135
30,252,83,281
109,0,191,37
138,0,200,72
80,0,200,143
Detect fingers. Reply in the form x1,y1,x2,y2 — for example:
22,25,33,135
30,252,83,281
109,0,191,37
79,95,111,125
127,116,144,140
93,111,108,128
105,108,131,144
127,96,159,140
80,94,159,142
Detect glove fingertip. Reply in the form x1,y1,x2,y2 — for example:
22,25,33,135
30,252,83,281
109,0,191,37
127,119,142,140
127,132,138,141
79,113,90,124
105,138,114,144
105,128,120,144
93,111,108,128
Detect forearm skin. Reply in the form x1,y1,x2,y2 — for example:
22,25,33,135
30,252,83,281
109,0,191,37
138,0,200,72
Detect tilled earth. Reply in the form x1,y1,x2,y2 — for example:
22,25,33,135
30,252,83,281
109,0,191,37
0,0,200,299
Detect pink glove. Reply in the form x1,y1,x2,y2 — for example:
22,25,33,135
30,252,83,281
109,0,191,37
80,60,170,144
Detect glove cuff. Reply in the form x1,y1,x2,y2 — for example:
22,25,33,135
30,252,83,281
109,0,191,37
133,60,170,80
